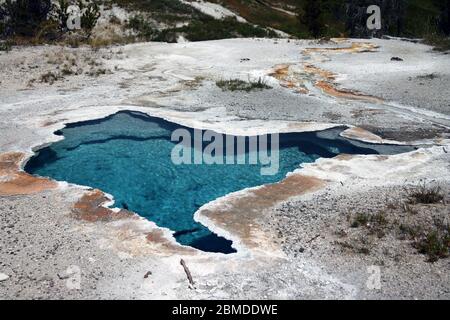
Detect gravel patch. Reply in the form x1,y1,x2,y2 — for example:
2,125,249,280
262,183,450,299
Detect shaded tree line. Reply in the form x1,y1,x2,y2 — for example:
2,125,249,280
434,0,450,35
299,0,450,38
0,0,100,40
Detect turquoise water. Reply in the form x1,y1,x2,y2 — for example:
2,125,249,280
25,111,412,253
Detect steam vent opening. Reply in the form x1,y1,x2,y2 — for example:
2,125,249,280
25,111,413,254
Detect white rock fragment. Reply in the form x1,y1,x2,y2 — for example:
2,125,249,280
181,0,247,22
0,273,10,281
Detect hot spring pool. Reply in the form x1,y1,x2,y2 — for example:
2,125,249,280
25,111,413,254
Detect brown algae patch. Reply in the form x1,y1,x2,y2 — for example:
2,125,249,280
302,41,383,102
146,229,196,254
197,174,325,251
303,64,336,80
72,189,194,255
315,80,383,103
270,41,382,101
0,152,57,196
72,189,134,222
269,64,309,94
303,42,379,55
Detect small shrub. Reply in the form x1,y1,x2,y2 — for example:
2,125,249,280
78,0,100,37
398,224,422,240
423,34,450,52
417,73,439,80
55,0,70,32
369,211,389,238
406,183,444,205
179,16,277,41
109,15,121,25
216,78,271,92
61,66,73,76
350,213,369,228
371,211,388,226
416,230,450,262
40,71,60,84
33,19,61,43
350,211,389,238
0,40,12,51
335,239,371,255
358,246,371,255
400,221,450,262
86,68,108,77
127,15,156,40
0,0,53,38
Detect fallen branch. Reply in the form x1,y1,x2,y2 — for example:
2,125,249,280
306,234,320,244
180,259,195,288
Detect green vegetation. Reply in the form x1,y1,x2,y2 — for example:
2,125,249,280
400,221,450,262
210,0,308,38
216,78,272,92
113,0,203,20
78,1,101,36
0,0,101,44
176,17,276,41
210,0,450,41
39,71,61,84
0,40,11,51
1,0,449,47
406,183,444,205
350,211,389,238
416,229,450,262
345,183,448,263
423,33,450,51
350,212,369,228
121,0,278,42
128,14,275,42
0,0,53,38
127,15,156,40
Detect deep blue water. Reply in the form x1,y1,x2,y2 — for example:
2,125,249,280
25,111,413,254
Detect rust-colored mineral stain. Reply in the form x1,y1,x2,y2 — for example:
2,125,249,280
269,64,290,79
72,189,194,255
269,64,310,94
304,42,379,55
303,63,336,80
315,81,383,103
270,43,381,101
146,230,196,254
198,174,325,249
0,152,57,196
72,189,134,222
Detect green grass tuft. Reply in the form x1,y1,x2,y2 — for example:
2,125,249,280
216,78,272,92
406,183,444,205
423,34,450,52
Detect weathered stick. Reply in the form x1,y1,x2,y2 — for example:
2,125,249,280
306,234,320,244
180,259,195,287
